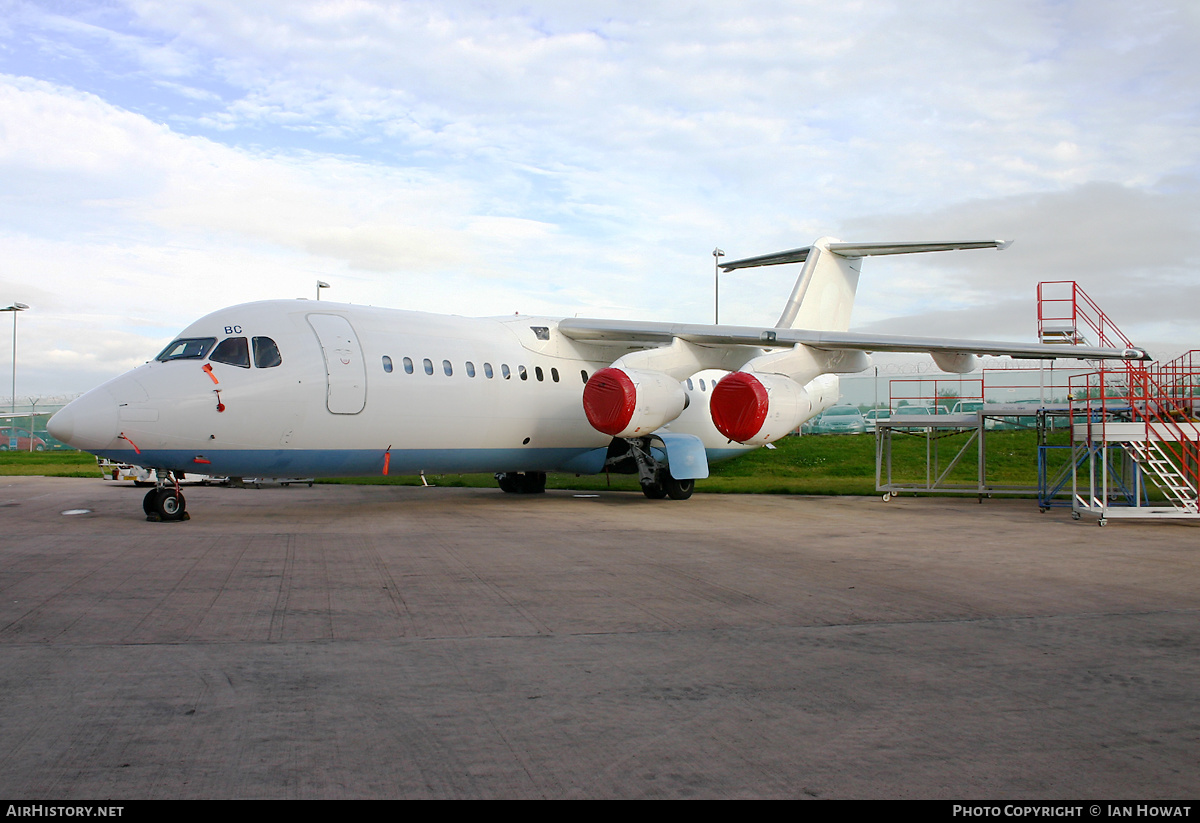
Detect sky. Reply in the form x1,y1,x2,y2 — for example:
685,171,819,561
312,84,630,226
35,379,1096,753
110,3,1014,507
1,0,1198,400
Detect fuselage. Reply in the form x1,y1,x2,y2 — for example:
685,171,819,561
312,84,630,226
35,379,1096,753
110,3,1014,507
48,299,755,479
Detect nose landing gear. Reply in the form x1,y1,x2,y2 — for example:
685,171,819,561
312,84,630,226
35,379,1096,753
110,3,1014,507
143,470,189,522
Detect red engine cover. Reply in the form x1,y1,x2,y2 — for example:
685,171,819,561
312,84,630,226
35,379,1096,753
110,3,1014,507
583,367,638,436
710,372,769,443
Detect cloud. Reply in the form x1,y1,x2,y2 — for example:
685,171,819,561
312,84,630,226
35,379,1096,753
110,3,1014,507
842,178,1200,357
1,1,1199,396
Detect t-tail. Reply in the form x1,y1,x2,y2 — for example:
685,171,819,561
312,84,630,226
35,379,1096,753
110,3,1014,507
720,238,1013,333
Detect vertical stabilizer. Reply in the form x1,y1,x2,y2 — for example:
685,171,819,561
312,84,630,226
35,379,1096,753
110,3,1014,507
775,237,860,331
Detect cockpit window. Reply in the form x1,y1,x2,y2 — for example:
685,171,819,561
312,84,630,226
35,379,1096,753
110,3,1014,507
253,336,282,368
210,337,250,368
156,337,216,362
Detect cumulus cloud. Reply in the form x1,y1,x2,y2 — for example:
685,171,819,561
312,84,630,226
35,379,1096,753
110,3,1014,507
1,1,1198,396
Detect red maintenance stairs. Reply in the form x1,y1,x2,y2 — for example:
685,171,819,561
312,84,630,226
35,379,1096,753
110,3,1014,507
1038,281,1200,523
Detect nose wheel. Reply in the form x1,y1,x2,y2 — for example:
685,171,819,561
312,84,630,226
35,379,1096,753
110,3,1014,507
143,486,189,522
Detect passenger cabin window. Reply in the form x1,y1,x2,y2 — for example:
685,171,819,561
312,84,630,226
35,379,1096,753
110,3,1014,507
466,361,476,378
210,337,250,368
502,364,511,379
535,366,544,382
686,378,694,390
403,357,414,374
484,363,494,378
581,370,588,384
423,358,434,375
156,337,216,362
518,365,528,381
253,337,282,368
443,360,453,376
551,368,560,383
382,355,393,373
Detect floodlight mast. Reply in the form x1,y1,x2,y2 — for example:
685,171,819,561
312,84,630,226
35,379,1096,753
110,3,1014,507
2,303,29,428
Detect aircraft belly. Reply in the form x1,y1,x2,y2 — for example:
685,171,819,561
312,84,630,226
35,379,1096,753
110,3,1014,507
93,446,609,478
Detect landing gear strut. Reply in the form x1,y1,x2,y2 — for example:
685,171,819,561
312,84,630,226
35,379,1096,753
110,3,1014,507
143,469,189,522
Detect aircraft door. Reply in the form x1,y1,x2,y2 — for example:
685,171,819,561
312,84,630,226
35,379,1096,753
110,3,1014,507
306,313,367,414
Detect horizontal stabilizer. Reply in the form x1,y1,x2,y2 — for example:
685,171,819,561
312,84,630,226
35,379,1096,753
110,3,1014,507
721,239,1011,271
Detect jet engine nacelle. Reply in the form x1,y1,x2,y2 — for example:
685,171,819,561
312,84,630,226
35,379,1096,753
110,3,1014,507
710,371,829,446
583,367,688,437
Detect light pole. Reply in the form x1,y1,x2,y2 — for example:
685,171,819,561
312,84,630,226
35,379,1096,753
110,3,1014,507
2,304,28,444
316,280,330,301
712,248,724,324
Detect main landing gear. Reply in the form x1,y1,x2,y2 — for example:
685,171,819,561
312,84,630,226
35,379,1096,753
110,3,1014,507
142,469,189,522
625,438,694,500
495,471,547,494
639,471,695,500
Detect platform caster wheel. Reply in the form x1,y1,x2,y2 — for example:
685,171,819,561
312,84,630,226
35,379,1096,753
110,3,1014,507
882,493,891,502
1071,511,1081,521
147,488,188,522
1098,518,1107,527
663,475,694,500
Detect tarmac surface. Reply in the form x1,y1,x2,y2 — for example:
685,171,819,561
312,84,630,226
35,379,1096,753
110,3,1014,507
1,476,1198,799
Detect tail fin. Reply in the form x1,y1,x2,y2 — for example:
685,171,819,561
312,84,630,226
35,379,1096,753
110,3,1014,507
720,238,1012,333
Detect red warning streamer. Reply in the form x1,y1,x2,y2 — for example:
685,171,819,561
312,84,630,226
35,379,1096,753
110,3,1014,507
118,432,142,455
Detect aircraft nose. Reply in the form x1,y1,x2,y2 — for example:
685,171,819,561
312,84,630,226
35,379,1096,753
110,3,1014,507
48,388,120,451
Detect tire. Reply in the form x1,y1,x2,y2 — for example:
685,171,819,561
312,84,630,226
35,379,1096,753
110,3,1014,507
152,488,187,521
497,472,546,494
143,488,158,516
641,482,667,500
663,475,694,500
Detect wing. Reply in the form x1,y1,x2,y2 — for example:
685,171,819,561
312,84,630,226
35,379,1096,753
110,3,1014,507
557,318,1150,362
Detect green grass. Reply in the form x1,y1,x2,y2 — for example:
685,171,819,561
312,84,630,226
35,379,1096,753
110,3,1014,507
0,429,1063,496
321,428,1055,495
0,450,101,477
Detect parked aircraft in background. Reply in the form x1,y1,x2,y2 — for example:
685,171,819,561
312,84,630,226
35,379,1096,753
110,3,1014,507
48,237,1147,521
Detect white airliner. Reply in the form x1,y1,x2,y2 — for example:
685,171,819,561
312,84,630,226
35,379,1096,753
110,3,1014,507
47,237,1147,521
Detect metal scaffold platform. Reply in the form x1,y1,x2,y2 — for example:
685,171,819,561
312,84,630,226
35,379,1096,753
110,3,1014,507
874,281,1200,523
875,400,1069,503
1069,354,1200,524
